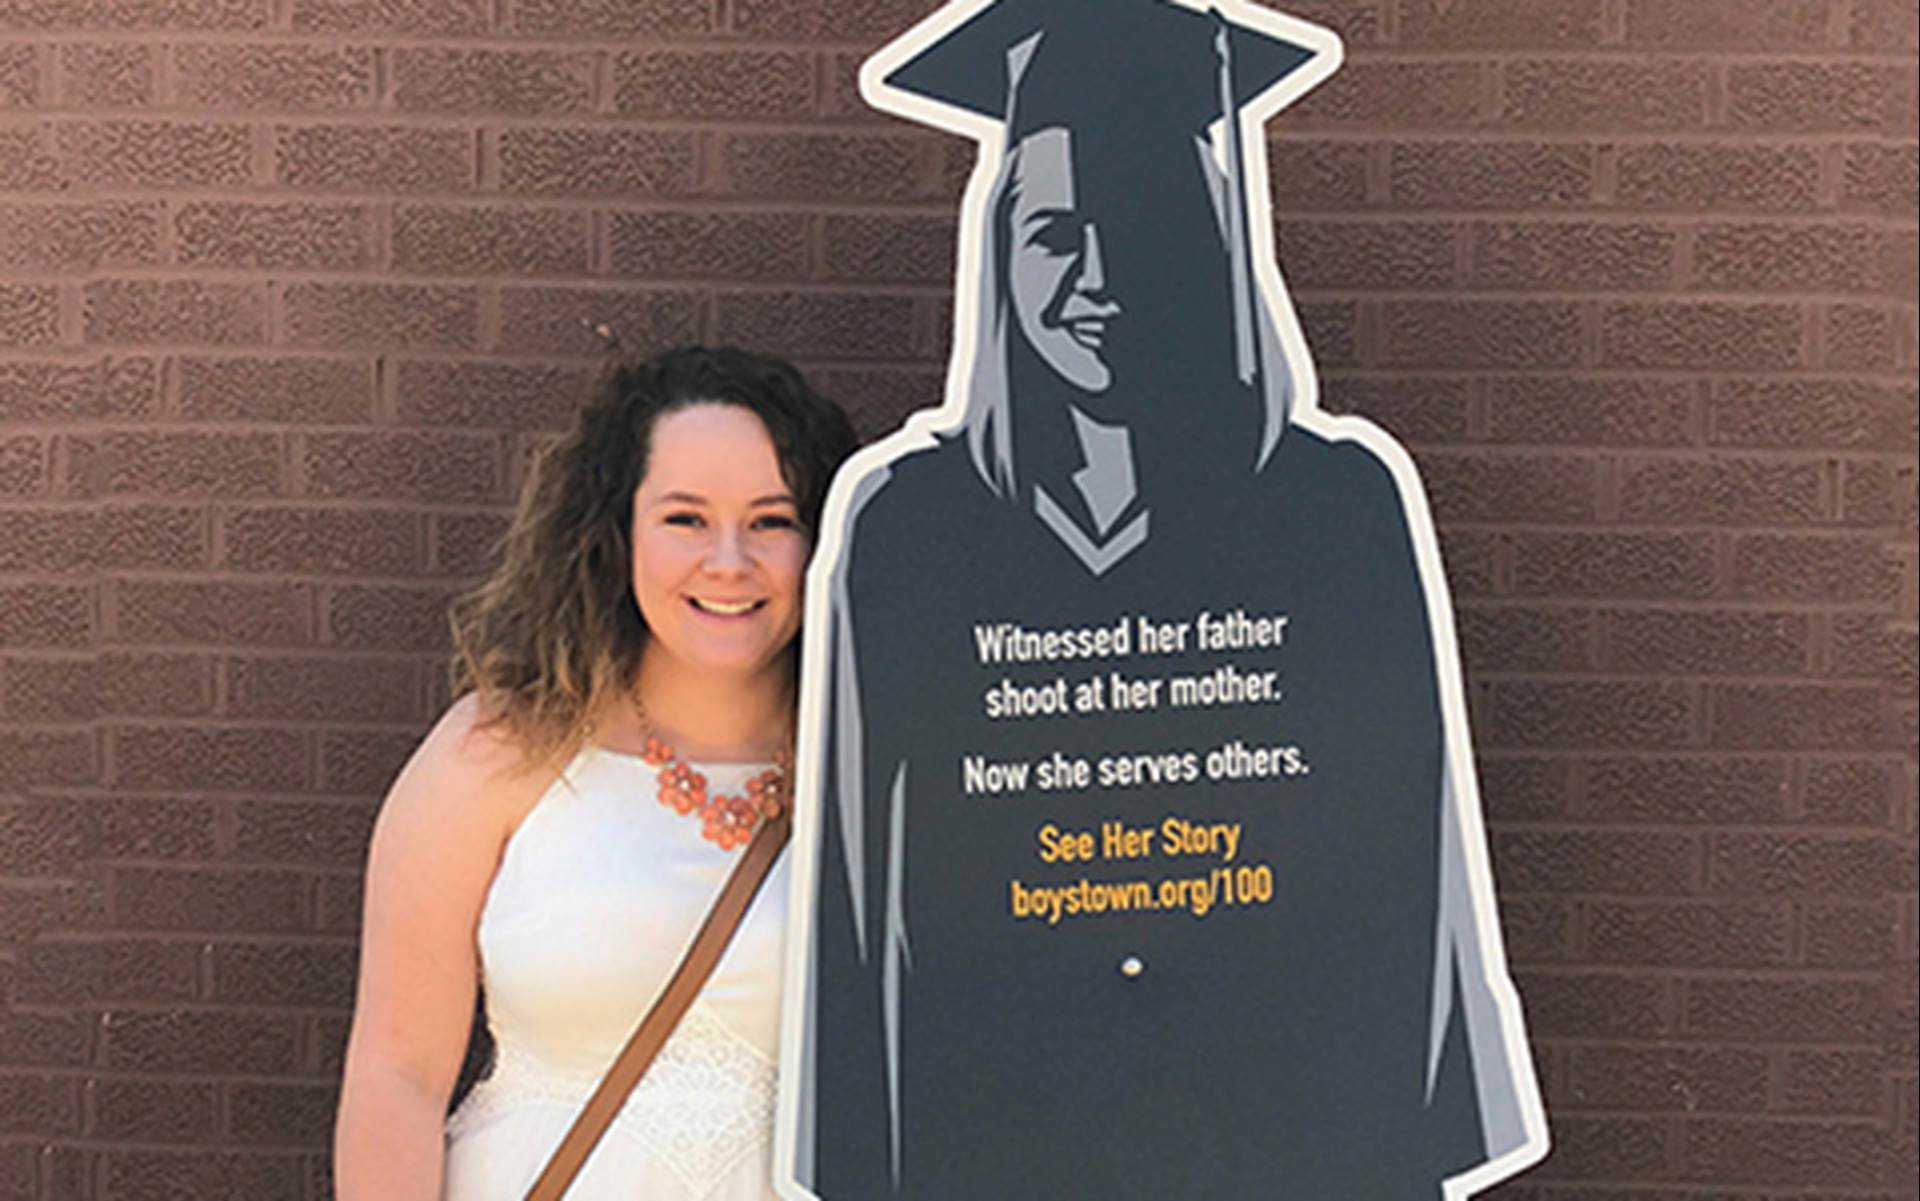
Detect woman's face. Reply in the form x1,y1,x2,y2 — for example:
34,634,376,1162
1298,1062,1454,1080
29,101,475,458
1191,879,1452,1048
1007,127,1124,394
629,403,808,685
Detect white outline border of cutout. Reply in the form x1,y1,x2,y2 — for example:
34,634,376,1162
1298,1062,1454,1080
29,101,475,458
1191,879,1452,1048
774,3,1552,1196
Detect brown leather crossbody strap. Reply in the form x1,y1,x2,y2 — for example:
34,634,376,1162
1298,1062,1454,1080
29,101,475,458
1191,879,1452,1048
524,811,792,1201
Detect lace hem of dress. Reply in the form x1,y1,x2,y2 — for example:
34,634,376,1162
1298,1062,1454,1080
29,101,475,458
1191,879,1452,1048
448,1005,776,1199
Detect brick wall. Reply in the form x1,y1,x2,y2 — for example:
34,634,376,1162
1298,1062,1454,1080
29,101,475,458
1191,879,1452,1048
0,0,1914,1197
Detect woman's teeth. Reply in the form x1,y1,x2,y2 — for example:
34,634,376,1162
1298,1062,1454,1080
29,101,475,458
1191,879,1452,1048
692,598,759,616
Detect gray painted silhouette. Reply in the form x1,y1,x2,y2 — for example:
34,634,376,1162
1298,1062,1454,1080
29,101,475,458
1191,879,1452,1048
776,3,1550,1198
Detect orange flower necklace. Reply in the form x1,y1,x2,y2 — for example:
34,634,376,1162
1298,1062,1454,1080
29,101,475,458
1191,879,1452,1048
635,706,791,852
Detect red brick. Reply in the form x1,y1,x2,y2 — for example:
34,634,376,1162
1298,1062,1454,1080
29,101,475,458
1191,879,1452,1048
92,1078,217,1142
392,358,590,431
1399,0,1604,43
612,50,812,120
1475,755,1570,821
803,365,942,439
1804,758,1897,825
1626,0,1837,47
49,118,253,188
1709,831,1912,895
109,578,311,645
0,41,40,106
1588,900,1793,966
84,279,266,347
494,285,700,356
175,42,373,110
17,938,197,1004
1390,140,1594,208
1852,0,1920,47
316,873,361,930
2,509,96,572
1512,969,1668,1036
0,582,91,648
1694,222,1885,295
727,0,935,39
1499,895,1576,962
0,283,60,346
1535,1118,1676,1181
98,794,218,858
230,1080,336,1146
1495,828,1698,893
1484,376,1693,446
0,201,162,272
1681,1117,1888,1186
292,0,487,34
0,728,96,786
96,504,209,570
1503,59,1710,130
1733,534,1902,602
0,1074,79,1135
497,126,696,197
1470,221,1676,292
113,724,307,791
718,132,933,203
173,200,373,270
102,1150,303,1198
283,282,480,351
1382,300,1586,367
276,123,476,192
509,0,708,36
0,1011,91,1068
1832,612,1918,685
100,652,213,716
1456,604,1594,673
820,49,881,123
0,796,94,872
392,203,587,276
1486,679,1697,750
301,430,500,503
1838,458,1918,526
1289,60,1483,128
1318,375,1473,445
1,654,94,722
1266,137,1370,210
431,510,508,576
715,290,923,362
1279,220,1455,290
1728,62,1917,135
113,865,305,933
211,941,354,1006
0,432,48,495
222,506,423,576
1616,143,1823,212
1417,451,1597,523
69,430,282,498
1295,300,1358,366
1843,142,1918,216
1712,683,1888,750
318,727,420,793
0,356,159,424
1620,454,1828,526
393,47,593,115
1607,608,1809,676
1566,1043,1770,1111
227,653,420,722
1782,1049,1888,1115
1683,975,1882,1041
0,0,271,29
1512,531,1716,599
607,208,810,282
234,798,375,866
1712,378,1917,451
816,213,953,285
0,123,61,189
1805,901,1896,967
1604,302,1804,370
101,1008,297,1074
321,583,454,651
176,354,375,425
1825,303,1902,369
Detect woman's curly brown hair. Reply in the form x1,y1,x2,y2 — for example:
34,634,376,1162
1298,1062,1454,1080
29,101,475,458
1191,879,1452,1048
448,345,859,768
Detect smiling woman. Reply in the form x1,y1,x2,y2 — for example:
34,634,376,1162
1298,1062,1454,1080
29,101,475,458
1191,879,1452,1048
331,346,857,1201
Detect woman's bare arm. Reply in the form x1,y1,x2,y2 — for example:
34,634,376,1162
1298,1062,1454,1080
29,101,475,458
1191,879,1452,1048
333,695,555,1200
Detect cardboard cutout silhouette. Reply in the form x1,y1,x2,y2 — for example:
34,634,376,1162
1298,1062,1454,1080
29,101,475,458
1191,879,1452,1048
777,3,1550,1197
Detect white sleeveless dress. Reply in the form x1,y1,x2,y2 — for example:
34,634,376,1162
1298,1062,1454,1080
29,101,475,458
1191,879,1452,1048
443,745,787,1201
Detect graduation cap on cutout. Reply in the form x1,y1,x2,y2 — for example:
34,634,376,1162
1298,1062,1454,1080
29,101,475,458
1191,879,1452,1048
872,0,1337,388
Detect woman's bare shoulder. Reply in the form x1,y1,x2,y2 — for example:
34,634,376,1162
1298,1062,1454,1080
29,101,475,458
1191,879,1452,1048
382,693,563,839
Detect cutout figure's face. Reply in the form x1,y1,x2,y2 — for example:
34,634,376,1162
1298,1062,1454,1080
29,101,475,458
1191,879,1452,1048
1007,128,1123,394
630,403,808,684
